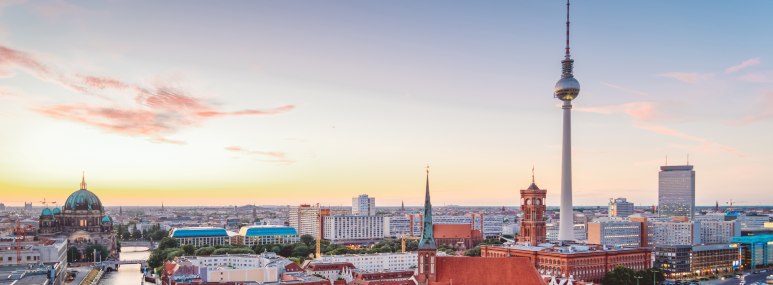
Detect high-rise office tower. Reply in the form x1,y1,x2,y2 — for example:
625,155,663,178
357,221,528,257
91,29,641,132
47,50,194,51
658,165,696,220
352,194,376,216
554,0,581,241
609,198,634,218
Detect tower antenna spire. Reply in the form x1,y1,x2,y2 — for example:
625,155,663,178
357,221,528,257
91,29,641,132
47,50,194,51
531,165,535,184
565,0,571,59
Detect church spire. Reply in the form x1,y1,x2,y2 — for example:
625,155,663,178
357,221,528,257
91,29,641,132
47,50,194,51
80,172,87,190
418,165,436,249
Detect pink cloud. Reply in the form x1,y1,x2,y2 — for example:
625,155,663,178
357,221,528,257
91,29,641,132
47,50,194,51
635,124,744,157
225,146,291,163
725,57,761,74
1,45,295,145
657,72,713,84
739,92,773,124
577,101,744,157
600,82,649,96
80,75,130,89
575,102,657,121
736,72,771,83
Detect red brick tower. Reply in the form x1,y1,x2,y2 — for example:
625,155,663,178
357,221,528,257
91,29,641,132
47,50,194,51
519,170,547,246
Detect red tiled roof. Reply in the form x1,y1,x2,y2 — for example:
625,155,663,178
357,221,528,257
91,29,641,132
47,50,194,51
430,256,545,285
285,262,303,272
433,224,473,239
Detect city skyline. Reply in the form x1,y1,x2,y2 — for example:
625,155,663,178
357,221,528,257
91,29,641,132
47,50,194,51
2,1,773,207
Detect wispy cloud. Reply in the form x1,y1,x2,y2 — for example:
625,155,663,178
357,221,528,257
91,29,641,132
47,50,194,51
575,101,657,121
225,146,291,163
736,72,771,83
635,124,744,157
725,57,761,74
657,72,713,84
600,82,649,96
577,101,743,157
1,45,295,144
739,92,773,124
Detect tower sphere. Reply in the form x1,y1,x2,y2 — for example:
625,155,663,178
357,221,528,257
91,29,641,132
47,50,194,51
554,76,580,101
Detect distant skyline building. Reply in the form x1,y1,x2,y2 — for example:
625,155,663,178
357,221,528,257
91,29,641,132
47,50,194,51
608,198,634,218
288,204,329,239
352,194,376,216
323,215,389,244
554,0,581,242
658,165,696,220
587,220,644,248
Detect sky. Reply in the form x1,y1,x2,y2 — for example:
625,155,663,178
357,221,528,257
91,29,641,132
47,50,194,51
1,1,772,207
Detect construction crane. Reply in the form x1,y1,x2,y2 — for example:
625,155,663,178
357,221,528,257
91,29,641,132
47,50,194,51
14,220,31,263
315,203,321,259
401,235,420,253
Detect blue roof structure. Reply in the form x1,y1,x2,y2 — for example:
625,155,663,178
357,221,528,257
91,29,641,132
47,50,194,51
170,227,228,238
239,226,298,237
64,189,104,211
41,208,52,216
102,216,111,223
52,207,61,215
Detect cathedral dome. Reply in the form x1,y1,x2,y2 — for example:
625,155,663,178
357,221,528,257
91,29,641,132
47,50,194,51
41,208,53,216
63,189,104,212
102,216,112,223
52,207,61,215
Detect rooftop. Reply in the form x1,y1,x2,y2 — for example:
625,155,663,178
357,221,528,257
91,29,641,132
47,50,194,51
170,227,228,238
239,225,298,237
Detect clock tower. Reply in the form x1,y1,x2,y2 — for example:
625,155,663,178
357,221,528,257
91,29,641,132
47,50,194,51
519,171,547,246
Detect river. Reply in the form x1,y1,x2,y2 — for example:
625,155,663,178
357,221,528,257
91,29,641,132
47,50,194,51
100,246,151,285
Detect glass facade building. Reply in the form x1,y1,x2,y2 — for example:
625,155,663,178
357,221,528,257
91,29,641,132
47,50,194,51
658,165,695,220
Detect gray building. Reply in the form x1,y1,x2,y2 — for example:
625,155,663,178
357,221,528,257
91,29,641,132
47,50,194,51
658,165,696,220
608,198,634,218
352,194,376,216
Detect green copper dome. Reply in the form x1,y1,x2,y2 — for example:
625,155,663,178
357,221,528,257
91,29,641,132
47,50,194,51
41,208,53,216
52,207,61,215
101,216,111,223
64,189,104,212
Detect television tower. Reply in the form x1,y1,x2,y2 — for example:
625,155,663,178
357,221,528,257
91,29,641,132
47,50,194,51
555,0,581,242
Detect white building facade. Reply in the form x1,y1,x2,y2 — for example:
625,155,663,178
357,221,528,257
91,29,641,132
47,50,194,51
352,194,376,216
323,215,389,243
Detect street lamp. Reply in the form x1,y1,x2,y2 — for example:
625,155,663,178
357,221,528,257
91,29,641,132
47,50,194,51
651,269,660,285
635,275,642,285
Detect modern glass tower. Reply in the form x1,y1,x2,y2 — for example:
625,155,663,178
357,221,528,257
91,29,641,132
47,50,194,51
658,165,696,220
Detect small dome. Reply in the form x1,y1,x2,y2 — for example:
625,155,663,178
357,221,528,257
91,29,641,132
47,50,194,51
52,207,61,215
63,189,104,212
41,208,53,216
554,76,580,101
102,216,112,223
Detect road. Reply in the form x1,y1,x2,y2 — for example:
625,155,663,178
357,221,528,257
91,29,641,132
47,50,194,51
699,271,770,285
64,266,92,285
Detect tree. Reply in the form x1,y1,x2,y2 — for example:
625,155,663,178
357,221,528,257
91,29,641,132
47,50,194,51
637,268,665,285
181,244,195,255
157,237,178,251
300,234,315,247
84,244,109,262
603,266,637,285
67,246,82,263
464,246,481,256
292,244,310,257
195,246,215,256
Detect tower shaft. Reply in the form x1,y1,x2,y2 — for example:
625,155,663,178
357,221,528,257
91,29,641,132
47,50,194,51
559,100,574,241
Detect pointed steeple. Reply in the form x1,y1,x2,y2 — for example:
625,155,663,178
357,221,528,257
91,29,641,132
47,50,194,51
418,165,436,249
80,172,87,190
